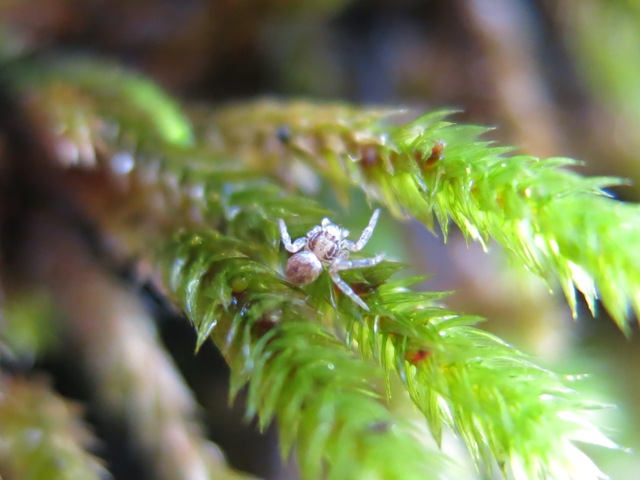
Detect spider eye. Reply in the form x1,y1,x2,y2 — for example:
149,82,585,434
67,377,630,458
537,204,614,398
325,225,341,239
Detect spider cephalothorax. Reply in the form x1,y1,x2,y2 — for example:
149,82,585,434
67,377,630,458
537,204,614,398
278,209,383,310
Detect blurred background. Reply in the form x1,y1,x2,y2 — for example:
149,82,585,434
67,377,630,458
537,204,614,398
0,0,639,478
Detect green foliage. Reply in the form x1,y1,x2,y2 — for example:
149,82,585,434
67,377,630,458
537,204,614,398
19,59,193,148
212,101,640,332
351,277,616,478
7,59,632,479
160,224,613,479
0,377,107,480
164,229,447,479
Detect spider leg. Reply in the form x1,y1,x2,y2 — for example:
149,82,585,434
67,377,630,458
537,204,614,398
343,208,380,252
329,269,369,310
334,253,384,270
278,219,308,253
306,225,321,237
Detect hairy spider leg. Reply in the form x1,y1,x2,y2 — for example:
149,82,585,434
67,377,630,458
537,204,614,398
334,253,385,270
329,270,370,311
278,219,308,253
343,208,380,252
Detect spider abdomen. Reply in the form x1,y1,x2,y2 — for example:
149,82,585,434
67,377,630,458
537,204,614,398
285,251,322,285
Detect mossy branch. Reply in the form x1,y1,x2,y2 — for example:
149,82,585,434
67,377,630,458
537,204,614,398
351,276,615,479
9,59,625,479
160,226,613,479
211,100,640,332
164,230,448,479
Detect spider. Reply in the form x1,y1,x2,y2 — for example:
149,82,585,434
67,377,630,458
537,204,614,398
278,209,384,310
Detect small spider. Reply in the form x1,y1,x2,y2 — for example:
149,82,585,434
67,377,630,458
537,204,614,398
278,209,384,310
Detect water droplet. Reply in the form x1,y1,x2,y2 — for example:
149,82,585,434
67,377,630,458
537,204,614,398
110,152,135,175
